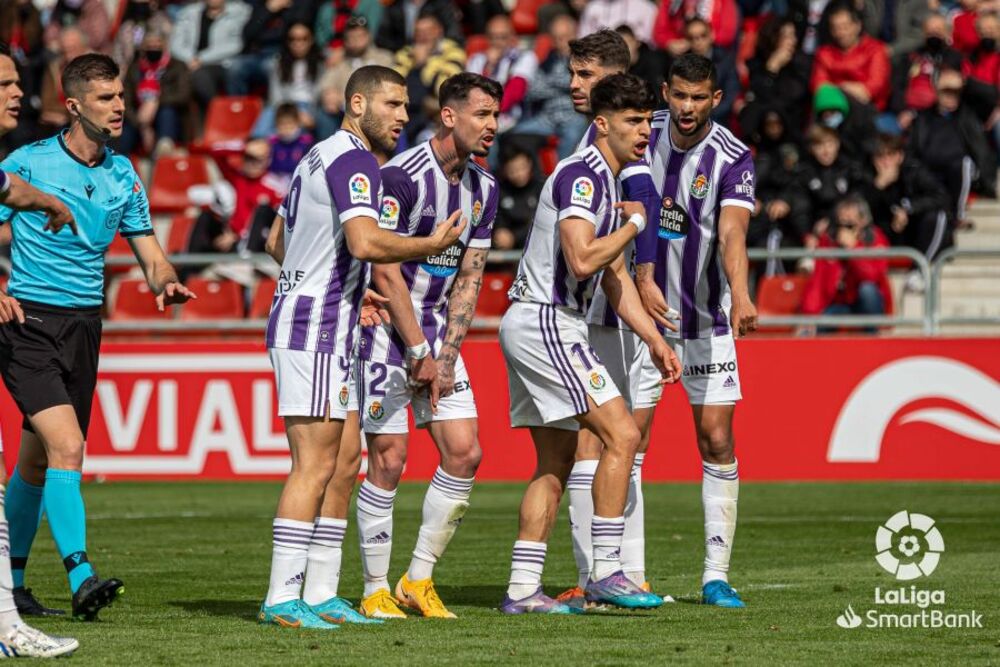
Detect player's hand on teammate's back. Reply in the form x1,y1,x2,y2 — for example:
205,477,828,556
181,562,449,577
730,296,758,338
41,196,77,235
613,201,645,227
430,210,467,252
637,276,679,332
360,289,391,327
650,340,682,384
156,282,197,311
0,291,24,324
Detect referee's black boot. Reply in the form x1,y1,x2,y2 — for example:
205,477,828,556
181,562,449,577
13,586,65,616
71,575,124,621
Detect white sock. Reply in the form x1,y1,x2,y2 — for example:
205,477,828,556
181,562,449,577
507,540,546,600
0,487,23,635
702,459,739,585
622,453,646,587
356,480,395,597
302,517,347,605
265,518,313,606
407,467,473,581
591,515,625,580
567,460,597,589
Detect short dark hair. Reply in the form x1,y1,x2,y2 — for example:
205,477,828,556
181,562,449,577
668,53,717,90
62,53,119,99
827,1,862,23
685,17,711,32
275,102,300,123
590,73,655,117
439,72,503,108
0,42,10,58
875,133,904,154
614,24,635,39
569,29,630,72
344,65,405,102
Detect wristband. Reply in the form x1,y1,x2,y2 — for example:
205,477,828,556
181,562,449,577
627,212,646,235
406,341,431,360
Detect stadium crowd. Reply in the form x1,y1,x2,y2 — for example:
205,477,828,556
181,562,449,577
1,0,998,319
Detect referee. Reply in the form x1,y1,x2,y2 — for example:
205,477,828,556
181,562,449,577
0,53,195,622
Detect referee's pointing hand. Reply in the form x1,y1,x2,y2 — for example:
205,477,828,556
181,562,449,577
156,281,197,311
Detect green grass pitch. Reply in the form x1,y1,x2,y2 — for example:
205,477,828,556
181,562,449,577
15,481,1000,665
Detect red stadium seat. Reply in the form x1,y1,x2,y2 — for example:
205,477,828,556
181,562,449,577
248,278,277,319
148,155,210,215
756,274,809,332
475,271,514,317
165,214,196,255
512,0,546,34
539,136,559,175
179,278,245,320
466,34,489,55
534,33,552,62
106,233,134,275
193,96,264,149
110,279,171,320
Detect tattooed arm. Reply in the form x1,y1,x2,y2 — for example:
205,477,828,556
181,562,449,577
437,247,488,397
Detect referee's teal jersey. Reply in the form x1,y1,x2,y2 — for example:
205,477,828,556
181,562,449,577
0,132,154,308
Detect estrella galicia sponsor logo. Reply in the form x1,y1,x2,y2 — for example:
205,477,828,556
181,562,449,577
588,372,607,390
683,361,737,377
421,242,464,278
658,196,689,240
835,512,983,630
690,174,710,199
368,401,385,421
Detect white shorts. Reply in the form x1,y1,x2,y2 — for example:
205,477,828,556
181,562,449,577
501,302,621,431
588,324,663,410
666,333,742,405
359,355,477,434
269,348,358,418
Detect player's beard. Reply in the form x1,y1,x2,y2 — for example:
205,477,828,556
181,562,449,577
360,108,398,157
672,112,709,137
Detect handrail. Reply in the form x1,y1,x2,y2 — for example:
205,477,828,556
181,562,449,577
929,247,1000,334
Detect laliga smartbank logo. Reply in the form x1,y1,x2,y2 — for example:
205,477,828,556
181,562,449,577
836,511,983,630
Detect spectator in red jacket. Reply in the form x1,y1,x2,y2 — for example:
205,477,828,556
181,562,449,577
800,194,892,332
653,0,739,54
951,0,981,55
969,13,1000,158
811,4,891,111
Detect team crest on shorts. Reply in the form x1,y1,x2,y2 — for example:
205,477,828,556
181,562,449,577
472,199,482,224
690,174,710,199
589,372,607,390
338,385,349,407
368,401,385,420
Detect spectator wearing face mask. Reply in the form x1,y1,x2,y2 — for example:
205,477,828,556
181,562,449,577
967,12,1000,157
812,82,877,164
113,0,172,71
800,194,892,333
889,14,964,134
741,16,812,142
121,30,191,156
908,67,998,226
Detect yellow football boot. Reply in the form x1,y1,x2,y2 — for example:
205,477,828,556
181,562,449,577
394,574,457,619
359,589,407,619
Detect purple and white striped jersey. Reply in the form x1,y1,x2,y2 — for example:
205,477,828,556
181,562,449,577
359,142,498,367
265,130,382,357
508,144,620,317
639,111,756,340
576,120,661,330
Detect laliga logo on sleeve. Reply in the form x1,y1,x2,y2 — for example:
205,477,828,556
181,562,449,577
349,173,371,204
379,196,400,229
571,177,595,207
875,511,944,580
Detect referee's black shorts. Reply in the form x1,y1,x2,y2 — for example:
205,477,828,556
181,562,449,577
0,300,102,436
